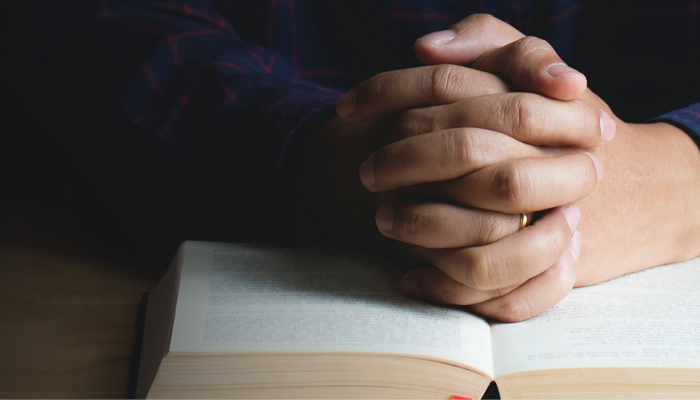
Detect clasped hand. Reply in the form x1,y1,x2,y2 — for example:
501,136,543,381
318,15,699,322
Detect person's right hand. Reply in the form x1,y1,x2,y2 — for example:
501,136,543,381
413,14,700,298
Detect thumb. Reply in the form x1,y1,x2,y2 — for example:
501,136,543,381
414,14,523,65
415,14,587,101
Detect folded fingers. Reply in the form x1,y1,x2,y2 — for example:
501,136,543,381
399,230,581,322
470,231,579,322
374,201,527,248
400,152,601,214
360,128,543,192
393,93,615,146
335,65,510,119
410,204,579,291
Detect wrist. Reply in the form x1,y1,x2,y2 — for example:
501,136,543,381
575,121,700,285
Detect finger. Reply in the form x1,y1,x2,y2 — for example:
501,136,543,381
470,36,587,101
402,153,602,214
375,201,528,248
360,128,543,192
415,14,523,65
414,14,586,101
412,204,580,291
398,266,522,305
470,231,580,322
335,65,510,119
394,93,616,147
397,231,580,313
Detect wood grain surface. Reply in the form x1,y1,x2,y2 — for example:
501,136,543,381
0,203,158,398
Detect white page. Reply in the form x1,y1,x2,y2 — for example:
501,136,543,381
169,241,494,377
491,257,700,377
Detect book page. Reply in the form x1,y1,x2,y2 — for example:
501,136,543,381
169,241,494,377
491,257,700,377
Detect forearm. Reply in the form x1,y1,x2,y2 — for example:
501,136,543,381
12,0,343,243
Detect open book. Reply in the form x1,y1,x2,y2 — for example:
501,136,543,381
136,241,700,399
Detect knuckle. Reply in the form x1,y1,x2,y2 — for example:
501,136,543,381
495,284,519,298
492,163,534,211
404,206,428,241
367,70,390,96
506,94,544,142
450,129,488,172
495,298,533,322
477,214,512,245
450,129,470,168
464,249,497,290
536,214,571,256
511,36,553,59
430,64,462,104
433,287,457,305
574,100,601,140
466,13,501,31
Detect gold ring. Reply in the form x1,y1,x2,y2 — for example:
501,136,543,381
519,213,529,230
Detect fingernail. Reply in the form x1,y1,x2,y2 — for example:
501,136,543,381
359,155,376,190
417,30,457,46
586,152,603,183
545,63,581,78
600,113,616,143
569,230,581,262
399,278,422,297
375,204,394,233
563,204,581,234
336,89,357,118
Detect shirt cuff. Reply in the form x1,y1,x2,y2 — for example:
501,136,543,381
648,103,700,144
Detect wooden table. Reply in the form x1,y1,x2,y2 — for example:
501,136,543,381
0,200,158,398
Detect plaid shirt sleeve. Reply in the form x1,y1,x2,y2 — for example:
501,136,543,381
31,0,341,198
650,104,700,143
